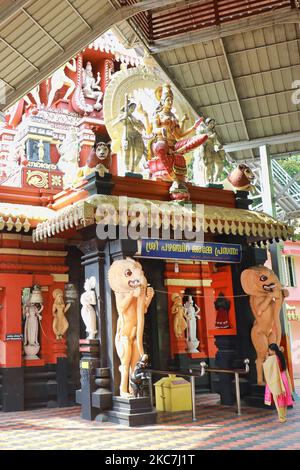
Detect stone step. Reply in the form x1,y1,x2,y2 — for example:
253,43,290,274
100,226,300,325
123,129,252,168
112,396,152,412
112,403,152,414
106,409,157,427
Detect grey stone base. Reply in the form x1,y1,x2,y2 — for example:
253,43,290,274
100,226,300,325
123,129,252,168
106,396,157,427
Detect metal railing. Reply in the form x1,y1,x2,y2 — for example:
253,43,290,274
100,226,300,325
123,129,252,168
246,159,300,218
147,359,250,422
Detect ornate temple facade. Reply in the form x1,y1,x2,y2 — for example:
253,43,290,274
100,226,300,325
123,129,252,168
0,31,295,423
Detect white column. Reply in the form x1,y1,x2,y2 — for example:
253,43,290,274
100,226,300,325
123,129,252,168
259,145,276,217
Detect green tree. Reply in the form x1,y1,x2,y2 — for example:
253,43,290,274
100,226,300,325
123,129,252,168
277,155,300,180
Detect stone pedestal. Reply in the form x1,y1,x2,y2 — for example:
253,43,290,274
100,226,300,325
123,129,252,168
213,335,238,405
76,339,100,420
187,339,199,353
24,344,40,360
76,339,112,420
106,396,157,427
84,172,114,195
56,356,69,407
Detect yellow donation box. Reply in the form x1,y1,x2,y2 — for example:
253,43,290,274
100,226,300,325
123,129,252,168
154,374,192,412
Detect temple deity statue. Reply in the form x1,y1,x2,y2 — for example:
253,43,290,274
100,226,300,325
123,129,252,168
193,117,225,185
80,277,98,340
171,292,187,339
82,61,103,111
47,59,77,107
214,292,231,329
38,140,44,162
112,96,149,174
148,84,208,200
23,285,43,359
184,295,201,352
52,289,71,340
108,258,154,398
57,129,80,187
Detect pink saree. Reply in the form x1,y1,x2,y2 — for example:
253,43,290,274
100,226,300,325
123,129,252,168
264,356,293,407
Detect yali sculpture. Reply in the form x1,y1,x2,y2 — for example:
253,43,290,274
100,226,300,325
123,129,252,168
108,258,154,397
241,266,289,385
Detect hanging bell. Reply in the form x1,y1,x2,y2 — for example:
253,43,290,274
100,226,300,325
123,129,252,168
30,285,43,304
64,283,78,303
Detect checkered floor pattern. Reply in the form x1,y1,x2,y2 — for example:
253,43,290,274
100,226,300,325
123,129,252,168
0,391,299,450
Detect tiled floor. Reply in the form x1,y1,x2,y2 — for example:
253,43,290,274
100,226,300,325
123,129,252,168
0,392,299,450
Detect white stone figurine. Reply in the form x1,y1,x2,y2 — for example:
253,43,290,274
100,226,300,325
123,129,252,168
82,61,103,111
47,59,77,107
184,295,201,353
23,286,43,359
80,276,97,340
56,129,80,187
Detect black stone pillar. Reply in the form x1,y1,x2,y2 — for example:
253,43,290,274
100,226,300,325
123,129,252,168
66,246,83,395
231,242,268,385
76,340,100,420
76,233,113,419
2,367,24,411
56,357,69,407
214,336,238,405
141,259,169,371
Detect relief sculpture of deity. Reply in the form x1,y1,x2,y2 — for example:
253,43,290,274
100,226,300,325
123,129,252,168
57,129,80,187
193,117,226,185
47,59,77,108
82,61,103,111
52,289,71,340
112,96,150,174
171,292,187,339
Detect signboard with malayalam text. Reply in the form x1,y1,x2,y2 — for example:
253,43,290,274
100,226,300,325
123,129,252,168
137,239,242,264
6,334,23,341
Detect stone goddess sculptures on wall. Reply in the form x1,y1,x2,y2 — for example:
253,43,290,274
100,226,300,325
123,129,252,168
23,285,43,359
171,293,187,339
80,276,98,340
184,295,201,352
52,289,71,340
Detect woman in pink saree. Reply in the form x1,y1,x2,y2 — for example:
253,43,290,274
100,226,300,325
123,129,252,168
263,343,293,423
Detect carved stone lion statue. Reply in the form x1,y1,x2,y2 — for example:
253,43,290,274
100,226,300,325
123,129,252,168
108,258,154,397
222,164,256,193
241,265,289,385
76,142,111,181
